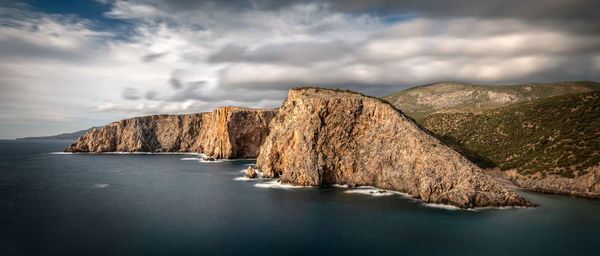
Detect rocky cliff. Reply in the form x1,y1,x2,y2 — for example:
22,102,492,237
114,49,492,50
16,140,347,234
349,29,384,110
255,88,534,209
487,166,600,199
65,107,277,159
510,166,600,198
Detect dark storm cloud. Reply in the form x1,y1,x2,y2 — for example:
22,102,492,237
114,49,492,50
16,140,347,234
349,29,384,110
122,0,600,37
130,0,600,22
332,0,599,20
339,0,600,34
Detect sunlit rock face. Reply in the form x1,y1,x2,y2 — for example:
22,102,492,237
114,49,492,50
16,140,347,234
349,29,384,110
256,88,534,209
65,107,277,159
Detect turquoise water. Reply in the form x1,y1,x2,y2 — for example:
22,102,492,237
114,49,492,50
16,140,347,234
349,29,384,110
1,140,599,255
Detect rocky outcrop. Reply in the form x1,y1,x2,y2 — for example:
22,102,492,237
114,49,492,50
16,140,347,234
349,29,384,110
244,166,258,179
256,88,534,208
65,107,277,159
489,167,600,199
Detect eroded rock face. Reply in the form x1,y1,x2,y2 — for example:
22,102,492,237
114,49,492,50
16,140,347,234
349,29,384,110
256,88,534,208
65,107,277,159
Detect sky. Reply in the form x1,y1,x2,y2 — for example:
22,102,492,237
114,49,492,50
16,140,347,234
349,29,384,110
1,0,599,138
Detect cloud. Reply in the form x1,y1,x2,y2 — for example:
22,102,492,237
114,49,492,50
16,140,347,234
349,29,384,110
142,52,167,62
1,0,599,138
209,41,352,65
144,90,159,100
215,17,600,90
112,0,600,33
121,87,141,100
0,7,111,62
169,77,183,89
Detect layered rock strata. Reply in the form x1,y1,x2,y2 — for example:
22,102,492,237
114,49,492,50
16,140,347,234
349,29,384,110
256,88,534,208
65,107,277,159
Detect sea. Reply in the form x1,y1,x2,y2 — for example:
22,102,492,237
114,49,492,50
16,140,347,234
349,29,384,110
1,140,599,256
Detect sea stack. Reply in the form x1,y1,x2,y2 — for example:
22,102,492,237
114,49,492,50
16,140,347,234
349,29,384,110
65,107,277,159
256,88,534,208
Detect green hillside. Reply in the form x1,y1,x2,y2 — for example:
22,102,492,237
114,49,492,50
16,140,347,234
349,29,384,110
383,81,600,120
421,91,600,178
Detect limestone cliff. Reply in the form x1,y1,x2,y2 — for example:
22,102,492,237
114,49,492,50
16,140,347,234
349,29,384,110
256,88,534,208
65,107,277,159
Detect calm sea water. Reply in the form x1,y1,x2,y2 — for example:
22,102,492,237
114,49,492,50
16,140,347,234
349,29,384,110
1,140,599,256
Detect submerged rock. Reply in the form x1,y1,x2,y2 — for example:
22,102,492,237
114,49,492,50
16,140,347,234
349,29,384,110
65,107,277,159
256,88,535,209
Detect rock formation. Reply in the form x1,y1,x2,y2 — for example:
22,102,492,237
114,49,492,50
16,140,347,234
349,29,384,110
256,88,534,208
489,166,600,199
244,166,258,179
65,107,277,159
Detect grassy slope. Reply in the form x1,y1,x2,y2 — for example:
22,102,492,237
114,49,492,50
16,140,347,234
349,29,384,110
421,92,600,178
383,81,600,120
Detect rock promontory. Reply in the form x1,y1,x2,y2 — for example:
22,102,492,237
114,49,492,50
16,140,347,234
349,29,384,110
256,88,534,208
65,107,277,159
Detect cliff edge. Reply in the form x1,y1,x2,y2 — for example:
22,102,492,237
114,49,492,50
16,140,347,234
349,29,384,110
256,88,534,208
65,107,277,159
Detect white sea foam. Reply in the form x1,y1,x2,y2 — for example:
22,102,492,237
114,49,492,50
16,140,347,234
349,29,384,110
253,179,309,189
54,152,206,156
181,157,201,160
423,203,532,211
180,157,225,163
93,184,109,188
466,205,532,211
100,152,205,155
423,203,460,210
198,159,225,163
233,168,264,180
342,186,411,198
345,188,402,197
330,184,349,188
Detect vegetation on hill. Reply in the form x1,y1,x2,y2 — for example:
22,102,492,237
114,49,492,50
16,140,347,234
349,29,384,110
383,81,600,120
421,92,600,178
